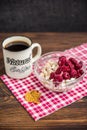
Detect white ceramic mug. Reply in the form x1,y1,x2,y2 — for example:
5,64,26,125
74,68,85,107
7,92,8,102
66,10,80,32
2,36,42,79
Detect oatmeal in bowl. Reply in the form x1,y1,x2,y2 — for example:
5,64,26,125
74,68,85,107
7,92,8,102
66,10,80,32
33,52,85,92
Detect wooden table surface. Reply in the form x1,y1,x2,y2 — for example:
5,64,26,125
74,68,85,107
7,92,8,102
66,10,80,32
0,33,87,130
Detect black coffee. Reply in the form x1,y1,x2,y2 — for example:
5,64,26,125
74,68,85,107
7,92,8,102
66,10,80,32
5,41,29,52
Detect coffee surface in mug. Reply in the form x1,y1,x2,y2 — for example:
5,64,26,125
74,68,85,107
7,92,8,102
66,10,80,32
5,41,29,52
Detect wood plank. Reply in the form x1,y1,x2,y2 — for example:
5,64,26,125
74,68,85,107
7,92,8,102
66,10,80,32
0,33,87,130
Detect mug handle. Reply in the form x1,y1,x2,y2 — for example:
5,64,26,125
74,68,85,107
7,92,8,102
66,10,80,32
31,43,42,63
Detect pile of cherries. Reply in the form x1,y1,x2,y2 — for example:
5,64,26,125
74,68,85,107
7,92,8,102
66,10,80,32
50,56,84,83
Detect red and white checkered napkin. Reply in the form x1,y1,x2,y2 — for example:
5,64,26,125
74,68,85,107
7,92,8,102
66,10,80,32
1,43,87,121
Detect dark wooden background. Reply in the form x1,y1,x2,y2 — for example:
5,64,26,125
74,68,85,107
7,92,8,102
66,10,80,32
0,0,87,32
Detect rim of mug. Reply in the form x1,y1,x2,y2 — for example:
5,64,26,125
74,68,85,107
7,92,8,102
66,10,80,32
2,35,33,52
